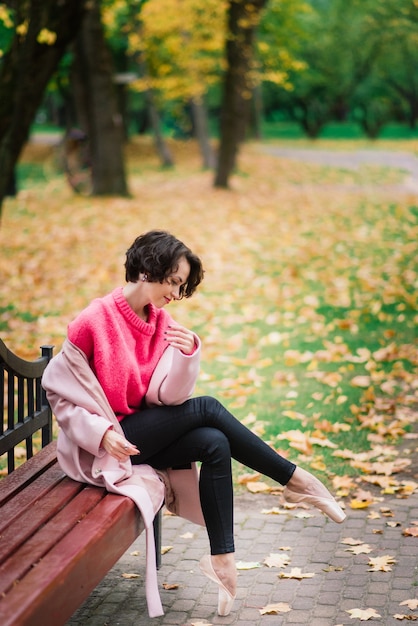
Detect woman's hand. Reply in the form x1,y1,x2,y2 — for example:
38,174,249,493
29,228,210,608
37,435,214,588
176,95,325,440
100,428,140,462
164,324,196,355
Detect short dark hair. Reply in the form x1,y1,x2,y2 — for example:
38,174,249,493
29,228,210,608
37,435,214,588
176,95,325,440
124,230,204,298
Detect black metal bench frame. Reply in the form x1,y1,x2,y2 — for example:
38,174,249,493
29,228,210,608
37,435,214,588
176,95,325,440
0,338,162,626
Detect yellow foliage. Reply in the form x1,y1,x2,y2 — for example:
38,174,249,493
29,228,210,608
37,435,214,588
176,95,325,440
37,29,57,46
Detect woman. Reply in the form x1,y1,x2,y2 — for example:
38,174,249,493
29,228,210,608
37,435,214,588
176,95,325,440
48,230,345,617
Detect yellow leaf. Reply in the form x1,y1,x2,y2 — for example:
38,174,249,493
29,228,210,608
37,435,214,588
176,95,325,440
350,498,374,509
122,573,141,579
259,602,291,615
400,599,418,610
346,607,382,620
161,545,173,555
261,507,287,515
279,567,315,580
263,553,291,568
345,543,372,555
368,555,396,572
162,582,179,590
351,375,371,388
281,410,307,421
246,481,272,493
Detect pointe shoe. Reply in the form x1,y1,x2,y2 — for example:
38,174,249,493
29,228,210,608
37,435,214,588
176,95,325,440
199,555,236,616
283,487,346,523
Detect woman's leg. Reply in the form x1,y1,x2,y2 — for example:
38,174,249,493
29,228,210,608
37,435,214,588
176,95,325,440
129,426,236,555
122,395,297,485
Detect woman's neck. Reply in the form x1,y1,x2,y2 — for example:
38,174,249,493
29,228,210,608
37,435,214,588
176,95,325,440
122,283,148,321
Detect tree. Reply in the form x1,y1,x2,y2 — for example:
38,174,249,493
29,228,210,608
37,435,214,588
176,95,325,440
214,0,268,188
71,0,128,195
0,0,87,218
126,0,225,168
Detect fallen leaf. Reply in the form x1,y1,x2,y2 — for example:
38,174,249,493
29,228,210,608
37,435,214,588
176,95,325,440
400,599,418,610
351,376,372,388
162,582,179,590
341,537,365,546
346,607,382,620
350,498,374,509
161,545,173,555
130,550,140,556
261,507,287,515
191,621,213,626
345,543,373,555
236,561,261,570
368,555,396,572
279,567,315,580
259,602,291,615
263,553,291,568
122,573,141,579
403,527,418,537
246,481,272,493
393,615,418,621
180,532,194,539
237,472,261,484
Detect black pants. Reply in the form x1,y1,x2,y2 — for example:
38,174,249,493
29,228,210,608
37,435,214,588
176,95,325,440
121,395,296,554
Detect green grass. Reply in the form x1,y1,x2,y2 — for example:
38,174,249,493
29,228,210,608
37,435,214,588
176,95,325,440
3,134,417,485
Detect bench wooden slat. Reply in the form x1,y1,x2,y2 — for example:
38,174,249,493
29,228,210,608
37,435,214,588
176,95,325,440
0,485,105,597
0,473,85,563
1,493,144,626
0,463,66,533
0,441,57,506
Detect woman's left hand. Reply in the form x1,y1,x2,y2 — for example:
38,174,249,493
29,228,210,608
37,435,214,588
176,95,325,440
164,324,195,355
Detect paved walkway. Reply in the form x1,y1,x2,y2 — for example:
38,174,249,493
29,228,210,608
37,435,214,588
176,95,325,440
262,146,418,194
66,486,418,626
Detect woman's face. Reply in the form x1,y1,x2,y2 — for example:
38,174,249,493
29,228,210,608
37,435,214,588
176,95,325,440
149,255,190,308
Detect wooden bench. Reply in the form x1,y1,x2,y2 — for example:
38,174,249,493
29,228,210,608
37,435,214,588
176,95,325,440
0,338,161,626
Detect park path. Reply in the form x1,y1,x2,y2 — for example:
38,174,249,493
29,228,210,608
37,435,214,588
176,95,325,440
262,145,418,194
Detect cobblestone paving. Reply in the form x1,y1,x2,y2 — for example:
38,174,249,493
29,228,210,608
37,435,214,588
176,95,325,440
66,489,418,626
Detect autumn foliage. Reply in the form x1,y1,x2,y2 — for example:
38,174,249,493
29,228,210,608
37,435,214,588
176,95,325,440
1,137,417,489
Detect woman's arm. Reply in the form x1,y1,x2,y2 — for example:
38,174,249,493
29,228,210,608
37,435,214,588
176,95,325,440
145,333,201,407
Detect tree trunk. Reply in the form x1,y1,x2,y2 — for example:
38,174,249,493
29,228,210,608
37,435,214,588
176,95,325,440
72,0,128,196
0,0,86,219
249,84,263,140
190,98,216,169
145,89,174,168
214,0,267,188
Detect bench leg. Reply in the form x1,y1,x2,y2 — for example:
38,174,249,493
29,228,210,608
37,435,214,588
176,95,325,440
153,508,162,569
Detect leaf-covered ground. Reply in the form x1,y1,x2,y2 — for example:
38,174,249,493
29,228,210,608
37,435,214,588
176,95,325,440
1,137,417,497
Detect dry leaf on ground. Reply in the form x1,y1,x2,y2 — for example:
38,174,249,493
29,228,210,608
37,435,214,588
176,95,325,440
368,555,396,572
236,561,261,570
162,582,179,590
345,543,373,555
263,553,291,568
400,599,418,610
259,602,291,615
346,607,382,620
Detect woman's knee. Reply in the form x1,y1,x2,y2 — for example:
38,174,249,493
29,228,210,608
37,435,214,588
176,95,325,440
196,395,224,416
198,427,231,462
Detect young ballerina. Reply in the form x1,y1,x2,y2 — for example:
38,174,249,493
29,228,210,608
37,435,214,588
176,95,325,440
45,230,345,617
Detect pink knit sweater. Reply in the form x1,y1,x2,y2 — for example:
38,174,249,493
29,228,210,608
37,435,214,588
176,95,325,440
68,287,172,418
